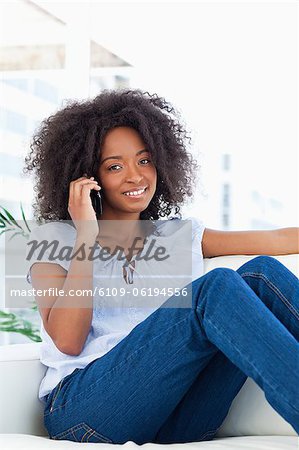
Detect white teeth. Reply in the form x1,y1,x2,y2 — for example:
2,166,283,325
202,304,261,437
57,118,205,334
124,188,146,196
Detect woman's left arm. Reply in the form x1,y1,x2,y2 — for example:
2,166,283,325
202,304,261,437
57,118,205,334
202,227,299,258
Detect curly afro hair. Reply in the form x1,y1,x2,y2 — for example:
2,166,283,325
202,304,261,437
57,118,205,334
23,89,200,224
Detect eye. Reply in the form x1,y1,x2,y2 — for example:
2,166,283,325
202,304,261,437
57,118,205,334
107,164,122,171
139,158,151,165
107,159,151,171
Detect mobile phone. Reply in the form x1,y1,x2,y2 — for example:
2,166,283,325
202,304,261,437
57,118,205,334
90,189,102,218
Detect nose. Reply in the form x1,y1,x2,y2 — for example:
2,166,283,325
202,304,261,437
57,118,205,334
125,163,143,184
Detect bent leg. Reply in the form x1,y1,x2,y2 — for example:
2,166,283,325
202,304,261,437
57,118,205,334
155,256,299,443
193,265,299,435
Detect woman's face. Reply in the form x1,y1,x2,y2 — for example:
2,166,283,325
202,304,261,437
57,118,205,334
96,126,157,219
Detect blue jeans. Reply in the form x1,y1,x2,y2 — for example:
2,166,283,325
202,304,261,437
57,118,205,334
43,256,299,444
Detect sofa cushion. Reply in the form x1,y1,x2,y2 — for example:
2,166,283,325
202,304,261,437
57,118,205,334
0,435,297,449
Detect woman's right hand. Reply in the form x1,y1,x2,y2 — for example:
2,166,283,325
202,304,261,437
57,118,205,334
68,175,101,238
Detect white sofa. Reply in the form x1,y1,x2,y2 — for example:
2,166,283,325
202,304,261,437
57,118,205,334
0,254,298,450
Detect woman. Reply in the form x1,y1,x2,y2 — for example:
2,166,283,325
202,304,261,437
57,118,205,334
24,89,299,444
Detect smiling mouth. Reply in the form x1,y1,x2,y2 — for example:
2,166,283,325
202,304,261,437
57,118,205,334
123,187,148,198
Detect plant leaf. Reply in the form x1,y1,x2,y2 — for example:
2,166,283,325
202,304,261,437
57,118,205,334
0,328,42,342
0,207,22,229
0,310,42,342
0,320,19,327
0,212,10,224
0,311,15,319
20,203,31,233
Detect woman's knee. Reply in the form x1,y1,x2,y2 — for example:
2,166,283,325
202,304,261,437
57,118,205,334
236,255,280,276
191,267,240,309
200,267,239,285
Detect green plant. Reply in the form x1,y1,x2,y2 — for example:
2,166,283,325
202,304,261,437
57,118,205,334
0,309,41,343
0,203,42,342
0,203,31,239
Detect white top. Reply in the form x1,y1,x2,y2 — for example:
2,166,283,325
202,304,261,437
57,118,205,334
26,217,205,402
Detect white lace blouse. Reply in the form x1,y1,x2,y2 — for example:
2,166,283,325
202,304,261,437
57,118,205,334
26,217,205,402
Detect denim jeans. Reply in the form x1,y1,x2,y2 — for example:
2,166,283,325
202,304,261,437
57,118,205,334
43,256,299,444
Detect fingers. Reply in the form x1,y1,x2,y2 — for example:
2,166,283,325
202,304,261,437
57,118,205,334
69,175,101,204
81,184,101,203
